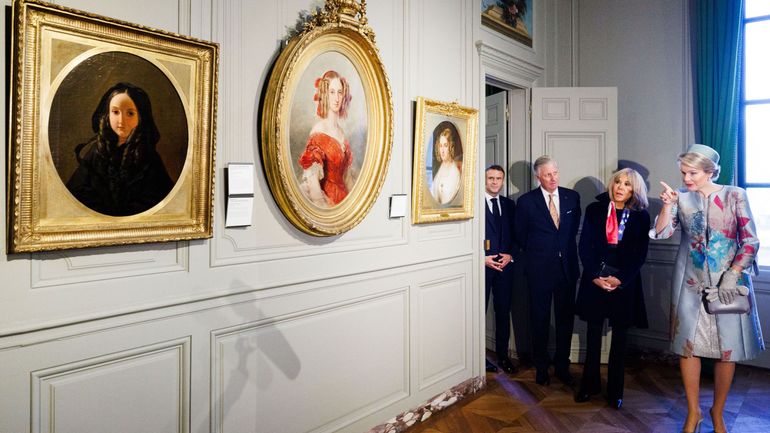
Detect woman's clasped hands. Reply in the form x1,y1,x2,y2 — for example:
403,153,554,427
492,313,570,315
593,276,621,292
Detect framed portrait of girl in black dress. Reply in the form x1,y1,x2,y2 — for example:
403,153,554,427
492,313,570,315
7,0,218,252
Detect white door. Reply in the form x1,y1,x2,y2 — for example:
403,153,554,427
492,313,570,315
531,87,618,207
484,90,507,353
531,86,619,363
485,92,507,173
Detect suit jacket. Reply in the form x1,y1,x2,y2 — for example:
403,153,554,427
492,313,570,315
485,195,519,259
515,186,581,284
575,193,649,328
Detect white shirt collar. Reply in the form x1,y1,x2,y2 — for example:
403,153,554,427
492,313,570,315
485,191,501,214
540,186,559,208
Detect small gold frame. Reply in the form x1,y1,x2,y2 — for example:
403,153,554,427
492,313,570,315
7,0,218,252
411,97,478,224
260,0,393,236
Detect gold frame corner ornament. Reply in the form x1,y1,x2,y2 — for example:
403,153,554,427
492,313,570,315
411,97,478,225
7,0,219,252
261,0,393,236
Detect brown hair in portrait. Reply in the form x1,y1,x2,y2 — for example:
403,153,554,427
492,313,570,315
434,128,456,164
66,82,174,216
314,70,352,119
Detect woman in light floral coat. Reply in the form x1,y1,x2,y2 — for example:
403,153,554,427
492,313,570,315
652,144,764,433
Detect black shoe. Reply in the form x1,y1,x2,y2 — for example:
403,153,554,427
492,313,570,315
485,360,498,373
608,397,623,409
535,369,550,385
574,384,600,403
555,370,575,386
574,391,591,403
499,358,518,374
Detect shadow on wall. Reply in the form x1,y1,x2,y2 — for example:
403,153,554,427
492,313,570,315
618,159,668,218
573,176,605,211
572,160,658,216
208,279,302,428
507,160,531,201
507,159,660,215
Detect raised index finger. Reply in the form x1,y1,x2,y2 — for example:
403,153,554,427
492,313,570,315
659,181,674,193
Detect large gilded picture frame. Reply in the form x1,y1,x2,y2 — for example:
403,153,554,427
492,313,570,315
411,97,478,224
7,0,218,252
261,0,393,236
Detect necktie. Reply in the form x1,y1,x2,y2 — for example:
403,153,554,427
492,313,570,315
548,193,560,228
491,197,501,222
491,197,502,248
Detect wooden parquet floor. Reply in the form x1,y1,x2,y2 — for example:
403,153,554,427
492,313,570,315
407,353,770,433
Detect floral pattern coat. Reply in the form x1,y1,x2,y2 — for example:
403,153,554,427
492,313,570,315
650,186,764,361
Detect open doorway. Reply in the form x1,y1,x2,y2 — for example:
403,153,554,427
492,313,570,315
484,80,532,371
485,82,530,199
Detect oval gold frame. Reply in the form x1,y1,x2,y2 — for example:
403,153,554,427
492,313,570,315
261,5,393,236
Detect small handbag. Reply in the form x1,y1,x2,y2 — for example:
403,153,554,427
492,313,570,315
705,286,751,314
597,262,620,278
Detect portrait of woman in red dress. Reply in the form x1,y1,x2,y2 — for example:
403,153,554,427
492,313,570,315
297,70,354,207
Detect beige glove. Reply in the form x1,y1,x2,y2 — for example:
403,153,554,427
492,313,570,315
704,269,748,304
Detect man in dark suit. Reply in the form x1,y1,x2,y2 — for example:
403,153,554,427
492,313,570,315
484,165,519,374
515,156,581,386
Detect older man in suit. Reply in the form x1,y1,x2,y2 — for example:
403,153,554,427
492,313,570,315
515,156,581,386
484,164,519,374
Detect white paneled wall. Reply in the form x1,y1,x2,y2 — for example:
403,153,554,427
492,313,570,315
0,0,491,432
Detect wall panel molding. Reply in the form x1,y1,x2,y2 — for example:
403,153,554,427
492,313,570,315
210,290,409,433
545,131,608,182
418,275,466,390
541,98,570,120
31,338,190,433
55,0,184,32
32,243,187,288
578,97,608,120
178,0,192,34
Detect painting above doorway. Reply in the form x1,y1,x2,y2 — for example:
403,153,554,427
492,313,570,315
481,0,533,47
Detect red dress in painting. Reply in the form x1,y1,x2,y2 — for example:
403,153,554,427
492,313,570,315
298,132,353,205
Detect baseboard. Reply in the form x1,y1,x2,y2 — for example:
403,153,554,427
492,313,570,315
366,376,485,433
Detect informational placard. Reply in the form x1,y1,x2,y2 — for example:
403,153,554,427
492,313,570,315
225,163,255,227
389,194,408,218
227,163,254,196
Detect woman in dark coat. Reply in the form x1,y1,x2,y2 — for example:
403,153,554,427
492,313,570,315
66,82,174,216
574,168,650,409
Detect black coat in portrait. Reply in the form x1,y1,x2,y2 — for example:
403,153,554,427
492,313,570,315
67,137,173,216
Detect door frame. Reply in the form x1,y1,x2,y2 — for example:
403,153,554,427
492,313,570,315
478,41,544,366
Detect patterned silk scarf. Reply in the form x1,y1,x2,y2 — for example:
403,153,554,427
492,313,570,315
606,202,630,245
